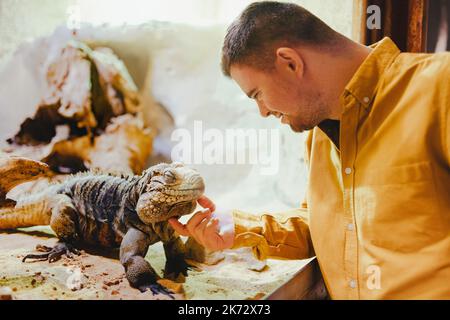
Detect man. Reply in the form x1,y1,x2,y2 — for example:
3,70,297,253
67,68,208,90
169,1,450,299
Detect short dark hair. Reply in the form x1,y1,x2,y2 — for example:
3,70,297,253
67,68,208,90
221,1,341,77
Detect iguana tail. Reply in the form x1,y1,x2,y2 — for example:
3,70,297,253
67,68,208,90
0,155,53,229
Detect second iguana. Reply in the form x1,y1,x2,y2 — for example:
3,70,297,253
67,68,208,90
0,156,205,298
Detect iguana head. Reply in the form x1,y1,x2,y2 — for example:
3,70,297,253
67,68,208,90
136,162,205,224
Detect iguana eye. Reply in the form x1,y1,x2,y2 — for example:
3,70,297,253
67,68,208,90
164,170,176,181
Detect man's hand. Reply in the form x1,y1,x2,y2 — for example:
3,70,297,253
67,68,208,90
168,196,234,251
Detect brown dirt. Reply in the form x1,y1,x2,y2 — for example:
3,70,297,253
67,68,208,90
0,226,309,300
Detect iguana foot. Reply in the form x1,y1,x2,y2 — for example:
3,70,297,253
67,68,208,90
22,242,80,263
139,283,175,299
164,256,192,280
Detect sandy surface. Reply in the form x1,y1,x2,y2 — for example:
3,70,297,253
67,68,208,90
0,227,310,300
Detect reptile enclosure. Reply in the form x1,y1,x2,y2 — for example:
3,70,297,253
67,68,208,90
0,14,336,300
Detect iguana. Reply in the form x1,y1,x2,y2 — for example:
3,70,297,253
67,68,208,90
0,156,205,298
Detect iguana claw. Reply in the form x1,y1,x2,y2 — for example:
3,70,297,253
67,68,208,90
139,283,175,299
22,242,80,263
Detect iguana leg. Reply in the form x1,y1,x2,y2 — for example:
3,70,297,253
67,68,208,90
163,236,190,280
120,227,174,299
23,195,80,263
153,222,192,280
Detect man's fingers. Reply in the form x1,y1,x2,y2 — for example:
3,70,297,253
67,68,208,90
186,209,212,234
192,217,210,244
169,209,212,239
202,219,222,249
195,218,224,251
168,218,190,236
197,196,216,212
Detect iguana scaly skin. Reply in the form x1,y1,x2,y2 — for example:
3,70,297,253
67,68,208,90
0,156,205,297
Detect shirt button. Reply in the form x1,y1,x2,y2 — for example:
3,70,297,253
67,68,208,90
345,167,352,175
363,96,370,103
349,279,357,288
347,223,354,231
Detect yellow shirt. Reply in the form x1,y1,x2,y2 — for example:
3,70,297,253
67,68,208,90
232,37,450,299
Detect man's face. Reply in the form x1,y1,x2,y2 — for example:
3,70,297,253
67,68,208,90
230,52,329,132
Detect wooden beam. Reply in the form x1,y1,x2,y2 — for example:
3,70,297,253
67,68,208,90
407,0,429,52
352,0,368,43
360,0,429,52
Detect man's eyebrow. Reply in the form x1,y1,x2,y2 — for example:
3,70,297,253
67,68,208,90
246,88,257,99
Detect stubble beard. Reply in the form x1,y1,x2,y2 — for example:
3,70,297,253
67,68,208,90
289,102,328,133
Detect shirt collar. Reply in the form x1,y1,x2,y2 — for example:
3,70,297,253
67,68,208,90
342,37,401,111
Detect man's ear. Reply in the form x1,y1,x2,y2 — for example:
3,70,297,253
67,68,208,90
275,47,304,77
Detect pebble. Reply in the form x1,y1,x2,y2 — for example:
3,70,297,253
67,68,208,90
71,283,83,291
103,279,120,286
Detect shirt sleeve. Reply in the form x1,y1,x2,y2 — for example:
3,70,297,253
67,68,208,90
230,207,313,260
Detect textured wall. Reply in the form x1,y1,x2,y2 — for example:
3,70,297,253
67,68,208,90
0,0,354,67
0,0,74,66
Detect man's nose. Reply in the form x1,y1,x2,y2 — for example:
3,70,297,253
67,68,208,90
257,101,270,118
